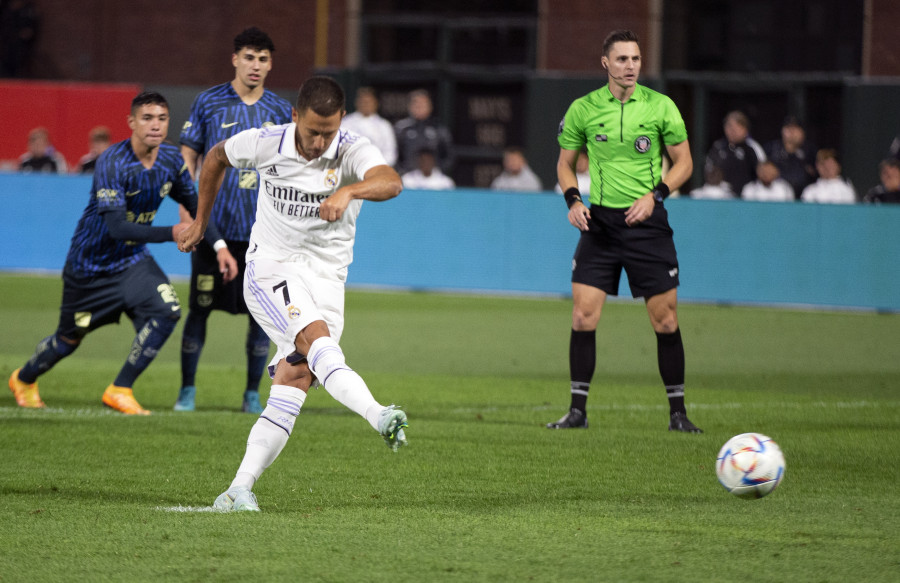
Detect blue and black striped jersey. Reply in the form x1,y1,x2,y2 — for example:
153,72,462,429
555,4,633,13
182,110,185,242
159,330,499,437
180,83,292,240
66,140,197,277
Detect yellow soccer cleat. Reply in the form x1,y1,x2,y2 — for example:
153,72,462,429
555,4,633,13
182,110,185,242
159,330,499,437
102,385,151,415
8,368,45,408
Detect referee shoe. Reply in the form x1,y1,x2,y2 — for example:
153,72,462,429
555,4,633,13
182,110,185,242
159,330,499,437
546,408,588,429
668,411,703,433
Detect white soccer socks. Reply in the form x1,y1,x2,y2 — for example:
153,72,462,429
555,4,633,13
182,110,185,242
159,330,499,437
307,336,382,431
230,384,306,490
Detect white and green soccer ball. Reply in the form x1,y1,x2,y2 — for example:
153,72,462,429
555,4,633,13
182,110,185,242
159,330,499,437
716,432,785,499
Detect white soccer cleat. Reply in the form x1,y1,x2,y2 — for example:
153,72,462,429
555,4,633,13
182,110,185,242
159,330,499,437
213,487,260,512
378,405,409,452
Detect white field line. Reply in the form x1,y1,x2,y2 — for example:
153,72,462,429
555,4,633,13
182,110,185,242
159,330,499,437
0,400,896,420
155,506,221,513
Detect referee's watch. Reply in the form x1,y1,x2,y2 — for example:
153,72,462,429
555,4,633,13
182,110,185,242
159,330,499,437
652,182,670,203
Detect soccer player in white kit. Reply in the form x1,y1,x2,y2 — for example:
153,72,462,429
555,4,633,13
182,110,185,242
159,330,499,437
177,76,407,512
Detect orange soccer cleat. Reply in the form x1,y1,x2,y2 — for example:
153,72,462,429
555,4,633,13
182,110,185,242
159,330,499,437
102,385,151,415
8,368,45,408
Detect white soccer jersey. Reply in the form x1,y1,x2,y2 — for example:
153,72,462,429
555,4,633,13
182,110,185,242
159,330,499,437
224,123,388,281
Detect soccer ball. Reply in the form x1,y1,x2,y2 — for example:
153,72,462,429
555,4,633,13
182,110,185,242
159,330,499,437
716,433,785,499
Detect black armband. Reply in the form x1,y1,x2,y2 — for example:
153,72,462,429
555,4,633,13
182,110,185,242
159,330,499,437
564,187,583,209
652,182,670,203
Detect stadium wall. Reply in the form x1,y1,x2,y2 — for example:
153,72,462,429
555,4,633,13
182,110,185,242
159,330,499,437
2,174,898,312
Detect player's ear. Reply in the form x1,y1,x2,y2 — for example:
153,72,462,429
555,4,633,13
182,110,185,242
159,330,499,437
601,57,608,71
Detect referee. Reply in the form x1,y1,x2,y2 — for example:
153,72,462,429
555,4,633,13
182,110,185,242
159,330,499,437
548,29,702,433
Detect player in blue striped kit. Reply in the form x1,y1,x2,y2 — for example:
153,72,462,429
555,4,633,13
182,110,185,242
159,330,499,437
8,91,228,415
174,27,293,414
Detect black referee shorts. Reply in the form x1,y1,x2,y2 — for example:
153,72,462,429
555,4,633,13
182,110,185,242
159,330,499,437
188,240,250,314
572,203,679,299
59,257,180,338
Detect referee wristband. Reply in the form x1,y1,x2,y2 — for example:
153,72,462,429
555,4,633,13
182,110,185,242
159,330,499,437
213,240,228,252
652,182,670,203
564,187,583,209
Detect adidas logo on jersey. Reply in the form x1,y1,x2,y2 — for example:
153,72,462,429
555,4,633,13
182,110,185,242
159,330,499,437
265,166,279,177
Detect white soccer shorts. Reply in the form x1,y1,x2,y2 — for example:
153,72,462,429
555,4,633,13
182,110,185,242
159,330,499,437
244,258,346,374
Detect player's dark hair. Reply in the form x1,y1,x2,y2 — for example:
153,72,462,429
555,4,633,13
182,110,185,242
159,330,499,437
234,27,275,53
130,91,168,114
602,29,640,56
296,76,345,117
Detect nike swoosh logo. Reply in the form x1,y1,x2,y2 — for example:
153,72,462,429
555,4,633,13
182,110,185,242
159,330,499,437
125,190,141,197
221,122,239,128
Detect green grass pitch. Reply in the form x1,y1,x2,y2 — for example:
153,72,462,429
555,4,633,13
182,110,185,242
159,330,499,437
1,273,897,582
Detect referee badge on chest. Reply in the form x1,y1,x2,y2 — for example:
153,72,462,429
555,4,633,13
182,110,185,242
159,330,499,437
324,169,338,188
634,136,652,153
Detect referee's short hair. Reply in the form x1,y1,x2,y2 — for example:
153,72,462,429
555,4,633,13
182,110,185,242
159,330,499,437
296,76,345,117
602,30,640,56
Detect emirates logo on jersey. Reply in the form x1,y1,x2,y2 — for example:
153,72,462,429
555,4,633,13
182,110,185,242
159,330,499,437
324,169,337,188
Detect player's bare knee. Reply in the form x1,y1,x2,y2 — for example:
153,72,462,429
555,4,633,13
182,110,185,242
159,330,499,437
572,306,601,330
273,360,313,392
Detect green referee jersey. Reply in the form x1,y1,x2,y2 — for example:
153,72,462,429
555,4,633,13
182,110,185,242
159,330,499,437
558,83,688,208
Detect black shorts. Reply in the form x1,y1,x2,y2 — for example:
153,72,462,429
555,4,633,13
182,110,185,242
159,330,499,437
572,204,679,298
59,257,181,338
189,240,250,314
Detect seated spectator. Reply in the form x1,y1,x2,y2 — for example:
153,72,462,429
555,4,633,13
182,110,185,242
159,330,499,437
19,127,67,173
742,161,794,202
705,111,766,198
690,165,735,200
75,126,112,174
863,158,900,204
394,89,453,175
555,150,591,195
401,148,455,190
341,87,397,167
800,149,856,204
765,116,817,200
491,147,542,192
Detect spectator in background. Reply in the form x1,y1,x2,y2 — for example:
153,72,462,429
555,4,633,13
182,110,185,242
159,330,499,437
394,89,453,175
690,165,734,200
888,135,900,161
76,126,112,174
491,147,542,191
19,127,67,173
555,150,591,196
863,158,900,204
341,87,397,167
401,148,455,190
765,116,817,200
0,0,38,77
801,149,856,204
742,161,794,202
705,110,766,198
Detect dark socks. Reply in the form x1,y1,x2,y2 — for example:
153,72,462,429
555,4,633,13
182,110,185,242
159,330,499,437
569,329,596,413
114,317,177,388
19,333,78,383
656,328,686,415
180,310,209,387
245,318,270,393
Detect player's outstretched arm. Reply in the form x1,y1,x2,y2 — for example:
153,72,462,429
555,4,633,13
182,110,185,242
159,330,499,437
177,141,231,252
319,164,402,222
